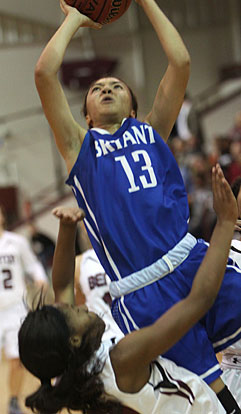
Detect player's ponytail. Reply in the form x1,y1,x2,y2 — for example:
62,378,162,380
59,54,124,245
25,380,54,414
18,302,118,413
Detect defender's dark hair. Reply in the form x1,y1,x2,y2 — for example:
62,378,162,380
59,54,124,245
18,301,117,414
82,76,138,122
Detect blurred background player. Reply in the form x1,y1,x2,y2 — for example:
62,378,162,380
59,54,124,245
0,204,48,414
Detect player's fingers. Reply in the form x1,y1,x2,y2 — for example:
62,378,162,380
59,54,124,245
59,0,67,12
60,0,68,8
216,163,232,202
216,164,228,201
213,164,222,200
73,212,85,222
216,165,226,198
52,207,61,217
220,177,232,202
92,22,103,29
64,210,82,222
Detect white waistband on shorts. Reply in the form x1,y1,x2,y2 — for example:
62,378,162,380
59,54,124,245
221,354,241,370
109,232,197,298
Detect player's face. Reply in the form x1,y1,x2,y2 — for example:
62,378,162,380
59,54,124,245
57,303,105,343
85,77,136,127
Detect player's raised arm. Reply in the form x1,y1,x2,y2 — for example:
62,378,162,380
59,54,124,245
111,164,237,392
140,0,190,141
51,206,85,304
74,254,86,305
35,0,102,173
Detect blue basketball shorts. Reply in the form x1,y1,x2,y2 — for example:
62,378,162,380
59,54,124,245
111,239,241,384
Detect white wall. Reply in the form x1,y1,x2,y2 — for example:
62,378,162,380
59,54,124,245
16,193,78,241
0,0,61,26
202,93,241,153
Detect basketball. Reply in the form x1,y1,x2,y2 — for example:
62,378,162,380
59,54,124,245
66,0,132,24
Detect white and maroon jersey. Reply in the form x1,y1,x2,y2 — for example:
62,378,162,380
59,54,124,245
221,239,241,404
78,249,123,340
221,239,241,361
0,231,47,309
98,338,225,414
229,239,241,270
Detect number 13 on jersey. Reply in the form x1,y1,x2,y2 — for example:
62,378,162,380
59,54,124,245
115,149,157,193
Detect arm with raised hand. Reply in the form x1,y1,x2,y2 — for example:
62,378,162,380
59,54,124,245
140,0,190,141
35,0,102,173
112,164,237,393
51,206,85,304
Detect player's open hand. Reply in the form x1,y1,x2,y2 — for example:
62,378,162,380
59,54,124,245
60,0,102,29
52,206,85,225
212,163,238,225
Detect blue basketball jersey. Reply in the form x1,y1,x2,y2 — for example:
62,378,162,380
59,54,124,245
66,118,189,281
66,117,241,384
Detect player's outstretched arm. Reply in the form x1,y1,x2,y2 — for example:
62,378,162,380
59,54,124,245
111,164,237,392
74,254,87,305
140,0,190,141
51,206,85,303
35,0,102,173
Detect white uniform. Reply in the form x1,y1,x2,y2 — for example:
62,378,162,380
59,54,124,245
221,239,241,405
98,338,225,414
78,249,123,340
80,251,224,413
0,231,47,359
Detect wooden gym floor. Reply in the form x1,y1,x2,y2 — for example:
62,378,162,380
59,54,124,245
0,354,69,414
0,353,138,414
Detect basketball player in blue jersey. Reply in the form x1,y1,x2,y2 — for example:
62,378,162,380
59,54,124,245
35,0,241,411
18,166,237,414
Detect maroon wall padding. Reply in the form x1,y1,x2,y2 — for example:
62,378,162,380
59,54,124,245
0,186,19,226
61,58,118,90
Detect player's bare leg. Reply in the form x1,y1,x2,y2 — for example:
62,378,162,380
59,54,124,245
8,358,25,414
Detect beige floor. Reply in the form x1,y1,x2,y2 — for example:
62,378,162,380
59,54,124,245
0,356,137,414
0,356,69,414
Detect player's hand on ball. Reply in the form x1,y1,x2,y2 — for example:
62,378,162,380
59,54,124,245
60,0,77,15
60,0,102,29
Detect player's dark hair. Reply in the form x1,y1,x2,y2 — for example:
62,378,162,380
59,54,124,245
82,76,138,124
18,299,116,414
231,177,241,200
